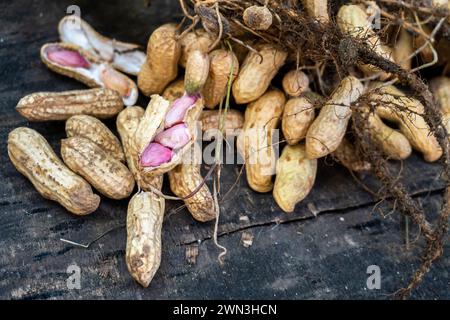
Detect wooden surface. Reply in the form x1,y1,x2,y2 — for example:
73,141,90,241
0,0,449,299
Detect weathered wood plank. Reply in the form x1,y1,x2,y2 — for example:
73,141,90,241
0,0,447,299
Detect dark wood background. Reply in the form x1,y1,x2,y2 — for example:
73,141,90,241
0,0,448,299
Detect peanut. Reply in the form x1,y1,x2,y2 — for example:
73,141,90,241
66,115,125,162
61,136,135,199
332,138,371,172
126,191,165,287
8,127,100,215
135,94,203,176
243,5,273,31
306,76,364,159
282,96,315,145
302,0,330,23
202,49,239,109
368,83,442,162
201,109,244,141
41,43,138,106
179,29,214,68
362,106,412,160
116,107,163,191
138,24,181,96
273,144,317,213
232,43,287,104
282,70,310,98
168,145,215,222
16,88,124,121
393,27,413,71
429,77,450,115
162,78,185,102
184,50,210,95
337,4,393,79
237,90,285,192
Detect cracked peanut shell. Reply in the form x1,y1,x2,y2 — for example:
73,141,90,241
116,107,163,191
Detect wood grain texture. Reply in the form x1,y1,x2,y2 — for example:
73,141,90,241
0,0,448,299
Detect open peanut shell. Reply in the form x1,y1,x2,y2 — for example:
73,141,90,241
58,15,145,76
40,42,138,106
134,94,204,176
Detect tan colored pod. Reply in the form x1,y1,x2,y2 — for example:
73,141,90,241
116,107,163,191
16,88,124,121
134,95,204,176
363,107,412,160
184,50,210,95
282,69,310,97
393,28,413,71
126,191,165,287
306,76,364,159
237,90,286,192
66,115,125,162
232,44,287,104
201,109,244,141
332,138,371,172
273,144,317,213
162,78,185,102
429,77,450,115
168,161,215,222
58,15,145,75
8,127,100,215
243,5,273,31
282,97,315,145
368,83,442,162
337,4,393,79
202,49,239,109
138,24,181,96
40,43,138,106
61,136,135,199
302,0,329,23
179,29,215,68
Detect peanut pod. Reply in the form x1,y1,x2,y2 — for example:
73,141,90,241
282,96,315,145
201,109,244,141
162,78,185,102
8,127,100,215
168,147,215,222
184,50,210,95
66,115,125,162
243,5,273,31
302,0,330,23
362,106,412,160
202,49,239,109
135,94,203,176
282,69,310,98
368,83,442,162
179,29,214,68
337,4,393,79
16,88,124,121
116,107,163,191
126,191,165,287
306,75,364,159
61,136,135,199
232,43,287,104
237,90,286,192
332,138,371,172
58,15,145,75
138,24,181,96
273,144,317,213
41,43,138,106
